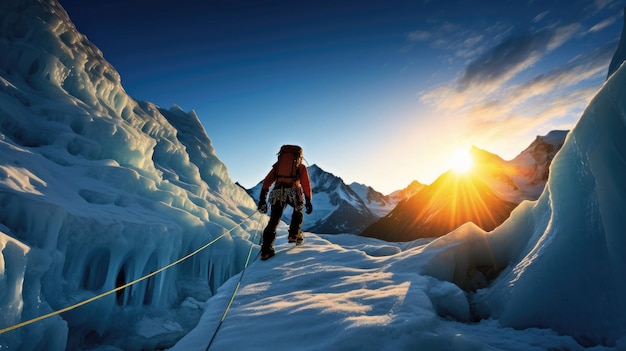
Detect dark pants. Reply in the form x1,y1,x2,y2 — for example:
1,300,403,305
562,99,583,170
261,200,303,254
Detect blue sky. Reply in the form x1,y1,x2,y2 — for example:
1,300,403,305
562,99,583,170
60,0,624,193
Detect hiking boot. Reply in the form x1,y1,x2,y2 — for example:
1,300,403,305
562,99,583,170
260,248,275,260
289,233,304,245
261,251,275,260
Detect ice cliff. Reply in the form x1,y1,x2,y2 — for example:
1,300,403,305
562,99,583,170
0,0,259,349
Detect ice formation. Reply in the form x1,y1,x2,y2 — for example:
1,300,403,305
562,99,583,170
0,0,259,349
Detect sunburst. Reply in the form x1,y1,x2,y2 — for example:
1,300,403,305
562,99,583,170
449,149,473,174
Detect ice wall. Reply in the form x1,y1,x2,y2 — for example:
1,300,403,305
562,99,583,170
0,0,258,350
607,6,626,79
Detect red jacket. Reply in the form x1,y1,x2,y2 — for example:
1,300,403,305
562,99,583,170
262,163,312,200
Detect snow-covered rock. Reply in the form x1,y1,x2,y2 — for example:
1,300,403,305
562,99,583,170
347,182,395,217
492,130,568,202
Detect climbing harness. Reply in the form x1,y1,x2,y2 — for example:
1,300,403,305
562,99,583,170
269,186,304,209
0,210,260,335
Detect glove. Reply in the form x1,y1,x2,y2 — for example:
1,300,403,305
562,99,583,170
258,200,267,214
305,198,313,214
258,189,268,213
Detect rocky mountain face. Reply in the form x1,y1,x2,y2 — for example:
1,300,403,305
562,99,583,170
304,164,379,233
361,131,568,241
348,182,396,217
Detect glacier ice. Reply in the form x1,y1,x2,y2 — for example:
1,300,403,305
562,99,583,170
0,0,260,350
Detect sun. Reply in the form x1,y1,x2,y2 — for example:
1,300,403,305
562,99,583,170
449,149,473,173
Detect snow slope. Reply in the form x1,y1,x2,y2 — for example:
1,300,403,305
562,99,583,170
171,232,589,351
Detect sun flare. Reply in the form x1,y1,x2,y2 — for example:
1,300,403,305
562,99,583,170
449,149,473,173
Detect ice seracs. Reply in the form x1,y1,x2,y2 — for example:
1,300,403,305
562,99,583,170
0,0,259,349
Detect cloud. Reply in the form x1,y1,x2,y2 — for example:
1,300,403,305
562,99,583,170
406,21,511,60
457,24,580,93
593,0,617,11
467,85,601,144
418,28,615,156
533,11,549,23
510,43,616,104
407,30,432,41
587,14,620,34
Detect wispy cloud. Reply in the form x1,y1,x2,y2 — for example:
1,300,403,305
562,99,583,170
458,24,580,93
587,14,620,34
510,44,616,104
407,21,511,60
593,0,620,11
407,30,432,41
533,11,549,23
418,22,616,153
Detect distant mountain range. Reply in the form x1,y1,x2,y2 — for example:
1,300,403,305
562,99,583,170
361,130,568,241
247,165,423,234
348,180,425,217
247,131,566,237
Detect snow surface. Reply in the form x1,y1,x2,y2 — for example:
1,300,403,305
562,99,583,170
1,0,626,350
171,230,589,351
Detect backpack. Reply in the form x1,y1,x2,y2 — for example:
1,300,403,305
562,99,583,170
274,145,303,183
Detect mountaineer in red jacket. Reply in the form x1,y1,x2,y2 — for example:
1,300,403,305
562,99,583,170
257,145,313,260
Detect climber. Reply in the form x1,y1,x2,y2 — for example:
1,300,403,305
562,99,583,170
257,145,313,260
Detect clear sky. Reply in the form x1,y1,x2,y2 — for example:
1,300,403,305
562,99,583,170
59,0,624,194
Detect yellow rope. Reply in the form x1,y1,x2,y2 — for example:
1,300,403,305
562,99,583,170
206,212,264,350
0,211,258,335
